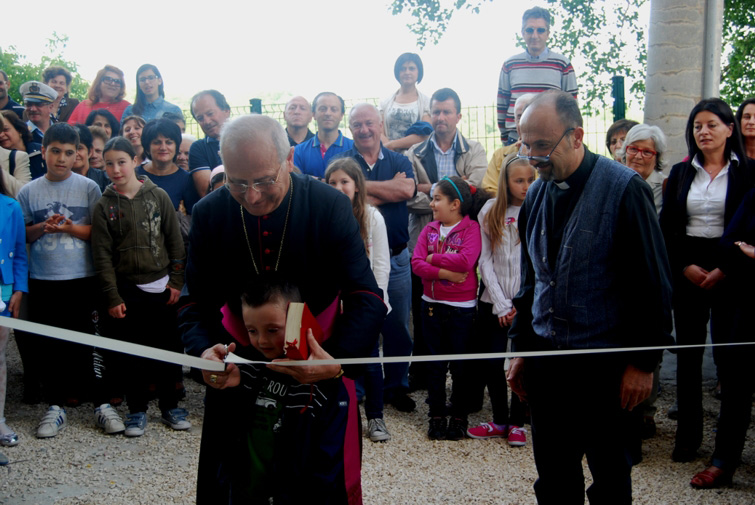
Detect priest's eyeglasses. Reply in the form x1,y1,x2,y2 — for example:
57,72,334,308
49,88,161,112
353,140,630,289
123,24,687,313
518,128,575,164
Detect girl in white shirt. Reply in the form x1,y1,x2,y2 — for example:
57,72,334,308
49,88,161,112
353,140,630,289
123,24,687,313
326,157,392,443
467,155,534,446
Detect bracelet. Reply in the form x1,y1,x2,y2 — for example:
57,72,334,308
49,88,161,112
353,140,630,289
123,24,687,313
332,367,345,380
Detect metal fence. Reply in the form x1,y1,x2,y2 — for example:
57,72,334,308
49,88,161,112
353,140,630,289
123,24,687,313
182,99,621,159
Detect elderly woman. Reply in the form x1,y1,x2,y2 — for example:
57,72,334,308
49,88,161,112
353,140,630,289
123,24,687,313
88,126,108,170
378,52,432,153
42,66,79,123
177,133,196,171
660,98,755,470
67,65,130,124
617,124,667,214
736,97,755,160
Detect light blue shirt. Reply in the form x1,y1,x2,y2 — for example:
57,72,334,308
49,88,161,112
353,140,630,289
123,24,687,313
122,98,183,123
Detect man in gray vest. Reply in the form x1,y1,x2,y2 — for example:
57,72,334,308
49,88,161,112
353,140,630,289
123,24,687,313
506,90,672,504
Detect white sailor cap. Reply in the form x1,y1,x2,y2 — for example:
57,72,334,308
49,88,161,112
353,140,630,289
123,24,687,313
20,81,57,104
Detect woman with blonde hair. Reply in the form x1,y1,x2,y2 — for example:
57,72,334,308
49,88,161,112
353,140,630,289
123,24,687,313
67,65,130,124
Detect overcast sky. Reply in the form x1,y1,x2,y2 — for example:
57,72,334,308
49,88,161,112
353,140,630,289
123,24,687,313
3,0,559,108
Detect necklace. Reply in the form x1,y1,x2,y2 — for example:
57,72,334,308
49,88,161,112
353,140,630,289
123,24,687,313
240,174,293,275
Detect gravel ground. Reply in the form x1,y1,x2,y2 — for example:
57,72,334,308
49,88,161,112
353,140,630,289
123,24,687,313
1,335,754,504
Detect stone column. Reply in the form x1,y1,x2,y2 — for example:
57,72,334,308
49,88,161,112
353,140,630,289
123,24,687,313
643,0,723,168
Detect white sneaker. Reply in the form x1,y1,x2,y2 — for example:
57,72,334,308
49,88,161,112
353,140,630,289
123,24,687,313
368,418,391,442
37,406,67,438
95,404,125,434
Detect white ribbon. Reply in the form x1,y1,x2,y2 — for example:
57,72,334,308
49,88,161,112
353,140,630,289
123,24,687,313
226,341,753,366
2,315,750,371
0,316,225,372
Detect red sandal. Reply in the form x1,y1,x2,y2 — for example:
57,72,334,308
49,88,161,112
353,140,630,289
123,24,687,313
690,466,732,489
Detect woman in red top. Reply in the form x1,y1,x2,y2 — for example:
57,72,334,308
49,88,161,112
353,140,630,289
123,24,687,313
67,65,130,124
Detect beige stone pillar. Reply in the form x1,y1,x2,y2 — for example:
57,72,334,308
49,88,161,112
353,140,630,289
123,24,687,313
643,0,723,168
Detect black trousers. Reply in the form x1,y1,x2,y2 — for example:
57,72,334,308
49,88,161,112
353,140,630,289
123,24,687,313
525,354,634,505
27,277,98,405
100,281,182,414
710,284,754,472
672,237,734,451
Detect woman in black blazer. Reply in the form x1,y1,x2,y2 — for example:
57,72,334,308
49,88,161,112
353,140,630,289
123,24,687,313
659,98,754,470
683,189,755,488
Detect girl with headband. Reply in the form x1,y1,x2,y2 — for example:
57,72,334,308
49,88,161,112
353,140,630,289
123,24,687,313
411,175,489,441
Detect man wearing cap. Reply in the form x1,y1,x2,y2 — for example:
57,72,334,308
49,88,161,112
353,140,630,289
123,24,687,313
20,81,57,144
0,71,26,117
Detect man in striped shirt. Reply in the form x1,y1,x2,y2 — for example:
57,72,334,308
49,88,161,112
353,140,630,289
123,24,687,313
497,7,578,145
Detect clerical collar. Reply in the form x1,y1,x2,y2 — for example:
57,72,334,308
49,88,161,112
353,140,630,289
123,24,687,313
551,148,597,193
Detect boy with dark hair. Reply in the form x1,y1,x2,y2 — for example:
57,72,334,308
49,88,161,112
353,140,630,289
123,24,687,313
16,123,117,438
71,124,109,192
202,278,356,504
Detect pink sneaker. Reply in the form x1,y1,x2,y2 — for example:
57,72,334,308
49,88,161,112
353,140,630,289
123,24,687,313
466,422,507,439
507,426,527,446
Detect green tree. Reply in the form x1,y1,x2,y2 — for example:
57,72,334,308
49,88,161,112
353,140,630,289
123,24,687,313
0,33,88,104
391,0,755,111
390,0,648,115
721,0,755,106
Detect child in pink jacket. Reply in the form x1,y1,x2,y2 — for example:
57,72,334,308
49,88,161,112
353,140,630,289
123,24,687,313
411,175,487,441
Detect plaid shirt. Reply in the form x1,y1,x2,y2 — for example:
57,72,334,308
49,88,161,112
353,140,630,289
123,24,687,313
431,132,458,180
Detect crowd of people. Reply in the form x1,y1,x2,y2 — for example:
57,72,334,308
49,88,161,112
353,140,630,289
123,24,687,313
0,4,753,503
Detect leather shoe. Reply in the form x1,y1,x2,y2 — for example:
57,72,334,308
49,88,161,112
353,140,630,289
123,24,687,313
690,466,732,489
640,416,656,440
672,445,699,463
388,392,416,413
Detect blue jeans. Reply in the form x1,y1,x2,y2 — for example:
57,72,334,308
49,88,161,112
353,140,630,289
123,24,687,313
356,337,384,419
421,300,475,418
382,248,413,396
